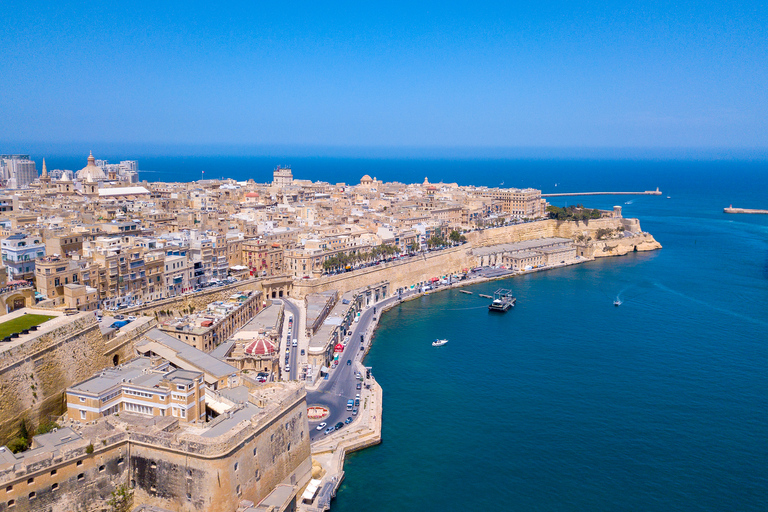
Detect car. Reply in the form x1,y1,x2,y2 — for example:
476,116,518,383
315,422,327,431
352,408,358,415
360,345,364,351
285,365,290,372
356,383,362,390
324,426,334,435
346,359,351,365
335,422,344,430
285,347,290,353
345,417,353,424
114,314,125,320
127,315,137,321
300,349,305,355
355,394,360,400
292,340,297,347
355,399,360,406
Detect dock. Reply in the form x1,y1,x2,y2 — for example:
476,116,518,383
542,188,661,197
724,206,768,215
478,294,492,299
459,290,472,295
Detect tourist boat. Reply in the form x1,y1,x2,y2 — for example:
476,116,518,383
432,339,448,346
488,289,516,312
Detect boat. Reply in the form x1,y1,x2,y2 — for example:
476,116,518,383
432,339,448,346
614,298,622,306
624,200,634,205
488,289,516,312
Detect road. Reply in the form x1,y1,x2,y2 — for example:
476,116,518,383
307,294,402,441
273,299,300,381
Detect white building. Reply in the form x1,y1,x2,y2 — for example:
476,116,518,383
1,155,37,188
1,233,45,280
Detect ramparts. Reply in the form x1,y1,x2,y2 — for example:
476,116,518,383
0,312,155,444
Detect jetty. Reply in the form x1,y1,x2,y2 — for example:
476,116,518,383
478,294,492,299
723,206,768,215
542,188,662,198
459,290,472,294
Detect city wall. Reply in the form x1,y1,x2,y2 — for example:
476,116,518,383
292,217,657,299
122,279,261,318
0,314,155,444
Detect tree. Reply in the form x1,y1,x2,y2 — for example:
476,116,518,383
449,230,461,243
409,241,420,253
108,484,134,512
595,228,613,240
36,420,60,435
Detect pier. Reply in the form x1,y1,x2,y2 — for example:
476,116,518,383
724,206,768,215
542,188,661,197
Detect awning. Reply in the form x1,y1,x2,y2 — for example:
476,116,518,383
301,479,322,502
320,366,329,373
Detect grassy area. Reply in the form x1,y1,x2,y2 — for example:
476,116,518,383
0,314,56,339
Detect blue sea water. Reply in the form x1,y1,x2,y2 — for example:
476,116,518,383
46,154,768,510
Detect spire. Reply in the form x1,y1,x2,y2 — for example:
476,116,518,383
41,158,48,177
88,151,95,165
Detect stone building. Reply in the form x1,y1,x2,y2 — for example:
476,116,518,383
0,382,311,512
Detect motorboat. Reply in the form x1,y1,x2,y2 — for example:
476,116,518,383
432,339,449,347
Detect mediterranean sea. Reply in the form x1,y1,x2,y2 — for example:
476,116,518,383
45,154,768,510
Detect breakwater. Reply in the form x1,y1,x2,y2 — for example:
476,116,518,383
542,188,662,197
723,206,768,214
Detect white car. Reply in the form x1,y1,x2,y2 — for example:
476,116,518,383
285,365,290,372
292,339,297,347
315,422,327,431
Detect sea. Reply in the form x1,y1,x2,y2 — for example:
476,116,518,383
46,155,768,510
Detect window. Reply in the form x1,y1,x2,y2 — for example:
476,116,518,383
98,465,105,472
79,396,86,402
52,483,59,491
80,410,86,420
236,484,241,496
76,460,83,467
7,499,15,507
253,447,257,456
50,469,57,476
186,492,192,501
234,462,238,471
77,473,84,481
28,492,35,500
27,478,33,485
6,485,12,492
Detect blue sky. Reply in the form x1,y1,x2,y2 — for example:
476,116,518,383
1,1,766,153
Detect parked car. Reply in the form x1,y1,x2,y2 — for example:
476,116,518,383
346,359,352,365
300,349,305,355
324,426,335,435
114,314,125,320
127,316,137,321
345,417,353,424
315,422,327,431
335,422,344,430
356,383,362,390
352,408,358,416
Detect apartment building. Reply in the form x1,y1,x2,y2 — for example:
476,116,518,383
242,239,284,276
1,233,45,280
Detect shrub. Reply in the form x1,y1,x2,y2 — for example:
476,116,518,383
7,437,28,453
86,443,94,454
36,420,60,435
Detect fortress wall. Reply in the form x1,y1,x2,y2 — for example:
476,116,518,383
0,315,152,444
122,280,260,318
292,218,653,299
291,245,473,299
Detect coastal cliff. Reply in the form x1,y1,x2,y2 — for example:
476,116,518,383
588,233,662,258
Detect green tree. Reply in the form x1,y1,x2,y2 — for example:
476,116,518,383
108,484,134,512
36,420,60,435
7,437,28,453
449,230,461,243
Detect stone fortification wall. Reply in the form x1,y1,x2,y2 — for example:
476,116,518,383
1,387,311,512
292,217,655,299
588,233,662,258
0,315,154,444
292,245,473,299
122,279,260,318
466,217,642,248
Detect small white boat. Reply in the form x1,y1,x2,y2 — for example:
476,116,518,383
432,339,449,347
614,299,622,307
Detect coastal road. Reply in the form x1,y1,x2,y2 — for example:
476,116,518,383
307,294,403,442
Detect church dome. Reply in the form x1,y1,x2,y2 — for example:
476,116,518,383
76,152,107,181
360,174,373,184
245,338,277,356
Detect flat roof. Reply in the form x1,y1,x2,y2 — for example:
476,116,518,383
139,329,238,379
472,237,573,256
69,358,154,394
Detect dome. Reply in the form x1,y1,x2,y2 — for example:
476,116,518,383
360,174,372,184
245,338,276,356
75,152,107,181
245,192,259,198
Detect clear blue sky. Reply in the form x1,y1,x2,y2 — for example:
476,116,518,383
2,1,766,153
